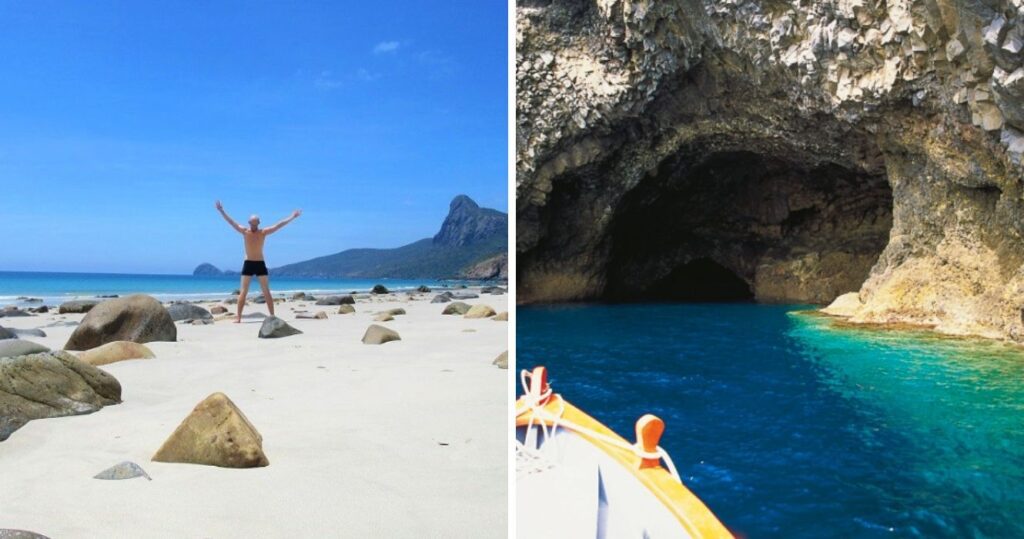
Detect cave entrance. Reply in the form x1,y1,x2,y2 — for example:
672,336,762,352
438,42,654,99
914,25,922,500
641,257,753,302
605,149,892,304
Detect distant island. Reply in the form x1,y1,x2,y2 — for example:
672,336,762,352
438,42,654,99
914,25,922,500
192,263,238,277
194,195,507,280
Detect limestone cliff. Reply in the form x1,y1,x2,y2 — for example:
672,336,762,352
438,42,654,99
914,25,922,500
517,0,1024,341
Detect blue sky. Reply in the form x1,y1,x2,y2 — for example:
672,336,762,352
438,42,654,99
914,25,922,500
0,1,507,274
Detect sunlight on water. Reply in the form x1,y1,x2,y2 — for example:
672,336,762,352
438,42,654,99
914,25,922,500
519,304,1024,538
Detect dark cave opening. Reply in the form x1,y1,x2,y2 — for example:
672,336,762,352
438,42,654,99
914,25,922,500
641,257,753,302
604,149,893,304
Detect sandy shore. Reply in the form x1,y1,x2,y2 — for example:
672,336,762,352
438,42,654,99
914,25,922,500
0,289,508,538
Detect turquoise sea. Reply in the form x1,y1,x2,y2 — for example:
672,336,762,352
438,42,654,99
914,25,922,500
518,303,1024,538
0,271,457,307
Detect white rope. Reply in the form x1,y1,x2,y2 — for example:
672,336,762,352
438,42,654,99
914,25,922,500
515,369,682,483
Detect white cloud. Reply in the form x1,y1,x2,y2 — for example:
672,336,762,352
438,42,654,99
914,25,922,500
315,70,344,90
355,68,381,82
373,41,400,54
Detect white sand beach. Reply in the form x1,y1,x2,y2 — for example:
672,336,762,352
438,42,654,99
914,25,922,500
0,289,508,538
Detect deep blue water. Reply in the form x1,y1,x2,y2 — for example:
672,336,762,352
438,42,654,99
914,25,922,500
0,271,456,307
518,303,1024,538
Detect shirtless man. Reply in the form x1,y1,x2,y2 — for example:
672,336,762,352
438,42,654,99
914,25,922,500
215,200,301,322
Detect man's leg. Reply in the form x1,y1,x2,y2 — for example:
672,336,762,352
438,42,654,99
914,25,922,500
236,275,252,322
258,275,274,317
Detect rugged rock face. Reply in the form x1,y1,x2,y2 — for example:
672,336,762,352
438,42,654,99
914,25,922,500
517,0,1024,341
0,351,122,441
461,253,510,280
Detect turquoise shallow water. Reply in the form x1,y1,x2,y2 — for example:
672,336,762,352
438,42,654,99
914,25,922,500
518,303,1024,538
0,271,457,306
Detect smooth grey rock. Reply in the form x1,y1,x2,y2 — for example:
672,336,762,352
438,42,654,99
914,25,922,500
442,302,472,315
58,299,100,314
64,294,176,351
166,303,213,322
0,530,51,539
258,316,303,338
315,295,355,306
0,326,14,340
451,292,479,299
431,295,452,303
0,339,50,358
10,328,46,338
94,461,152,480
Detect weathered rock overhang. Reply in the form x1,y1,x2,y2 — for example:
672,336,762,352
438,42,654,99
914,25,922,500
517,0,1024,341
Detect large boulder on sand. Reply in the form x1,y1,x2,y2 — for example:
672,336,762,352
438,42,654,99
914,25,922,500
493,351,508,369
211,305,228,314
464,304,496,319
316,295,355,306
0,351,121,441
166,303,213,322
493,311,508,321
0,326,14,340
64,294,176,351
152,392,269,468
431,294,452,303
371,284,389,294
0,339,50,358
258,316,303,338
442,302,472,315
337,304,356,314
362,324,401,345
77,341,155,367
58,299,100,314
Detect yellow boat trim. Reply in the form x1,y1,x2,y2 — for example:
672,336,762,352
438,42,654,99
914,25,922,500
517,395,733,538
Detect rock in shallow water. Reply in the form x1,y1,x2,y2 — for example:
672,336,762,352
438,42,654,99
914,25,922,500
64,294,176,351
94,461,152,480
152,392,269,468
258,316,302,338
0,351,121,441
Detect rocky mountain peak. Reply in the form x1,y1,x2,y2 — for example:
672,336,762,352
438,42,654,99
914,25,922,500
433,195,507,247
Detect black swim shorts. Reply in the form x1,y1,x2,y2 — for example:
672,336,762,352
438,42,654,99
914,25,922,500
241,260,269,276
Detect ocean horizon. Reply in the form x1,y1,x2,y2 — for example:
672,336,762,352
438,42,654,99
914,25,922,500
0,270,482,307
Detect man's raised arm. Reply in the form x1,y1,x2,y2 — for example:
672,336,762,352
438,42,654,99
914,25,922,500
264,209,302,235
215,200,246,233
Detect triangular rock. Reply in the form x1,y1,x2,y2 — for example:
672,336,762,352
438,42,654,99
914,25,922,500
152,392,269,468
94,461,151,480
362,324,401,345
